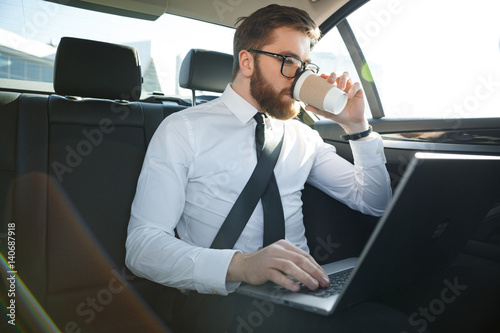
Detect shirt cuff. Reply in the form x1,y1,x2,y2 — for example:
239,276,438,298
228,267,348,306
349,132,386,168
192,248,241,295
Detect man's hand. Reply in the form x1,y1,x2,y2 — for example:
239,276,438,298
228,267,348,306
226,239,330,292
305,71,370,136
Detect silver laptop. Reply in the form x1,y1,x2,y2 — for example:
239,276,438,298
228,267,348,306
236,153,500,316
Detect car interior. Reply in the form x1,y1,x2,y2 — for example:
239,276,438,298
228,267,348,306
1,0,499,332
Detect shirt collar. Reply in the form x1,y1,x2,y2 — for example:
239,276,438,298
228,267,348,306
220,84,283,131
220,84,260,125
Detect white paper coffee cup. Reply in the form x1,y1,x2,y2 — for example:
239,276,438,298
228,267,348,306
292,70,348,115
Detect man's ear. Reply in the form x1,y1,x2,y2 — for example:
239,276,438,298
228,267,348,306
238,50,254,78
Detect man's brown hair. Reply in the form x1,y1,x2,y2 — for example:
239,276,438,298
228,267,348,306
232,4,321,79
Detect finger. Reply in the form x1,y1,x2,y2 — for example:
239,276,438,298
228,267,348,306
326,72,337,84
318,73,331,82
273,241,329,288
336,71,351,90
275,240,324,271
347,81,363,99
344,76,354,92
265,257,315,291
284,260,320,290
266,267,301,292
304,105,341,122
273,256,326,291
273,239,317,264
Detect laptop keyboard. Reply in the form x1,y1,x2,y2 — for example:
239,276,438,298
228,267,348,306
296,268,353,298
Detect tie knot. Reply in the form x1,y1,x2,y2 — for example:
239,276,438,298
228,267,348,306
253,112,266,125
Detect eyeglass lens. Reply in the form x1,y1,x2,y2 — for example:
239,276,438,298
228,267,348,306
281,57,302,78
281,57,318,78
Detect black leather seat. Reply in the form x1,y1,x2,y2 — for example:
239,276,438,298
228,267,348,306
179,48,234,105
302,183,378,265
0,37,173,332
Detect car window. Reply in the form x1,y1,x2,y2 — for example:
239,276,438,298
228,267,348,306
0,0,235,98
347,0,500,119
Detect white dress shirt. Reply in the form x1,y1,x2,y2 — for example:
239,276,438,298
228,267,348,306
126,84,391,295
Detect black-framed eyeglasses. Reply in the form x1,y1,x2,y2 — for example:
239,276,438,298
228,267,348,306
247,49,320,79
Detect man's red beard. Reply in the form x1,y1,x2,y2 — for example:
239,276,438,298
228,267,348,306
249,64,300,120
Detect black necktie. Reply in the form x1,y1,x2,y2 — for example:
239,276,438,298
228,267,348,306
253,113,285,246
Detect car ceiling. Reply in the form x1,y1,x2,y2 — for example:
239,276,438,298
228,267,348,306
47,0,350,28
166,0,350,28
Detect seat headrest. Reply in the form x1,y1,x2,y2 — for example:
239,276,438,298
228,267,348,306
179,49,233,93
54,37,142,101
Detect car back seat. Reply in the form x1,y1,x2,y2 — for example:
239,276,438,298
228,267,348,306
0,37,182,332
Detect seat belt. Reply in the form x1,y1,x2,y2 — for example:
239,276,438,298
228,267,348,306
210,123,285,250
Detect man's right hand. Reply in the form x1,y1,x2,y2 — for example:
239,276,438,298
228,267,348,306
226,239,330,292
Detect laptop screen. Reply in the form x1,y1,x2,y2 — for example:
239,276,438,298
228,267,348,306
335,153,500,311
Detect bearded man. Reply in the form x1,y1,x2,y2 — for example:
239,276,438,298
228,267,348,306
126,4,398,332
